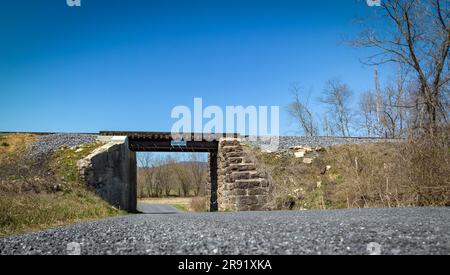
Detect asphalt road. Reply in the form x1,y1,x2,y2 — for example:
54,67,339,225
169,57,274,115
137,203,182,214
0,208,449,255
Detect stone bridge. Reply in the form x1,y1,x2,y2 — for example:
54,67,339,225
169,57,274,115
77,132,272,212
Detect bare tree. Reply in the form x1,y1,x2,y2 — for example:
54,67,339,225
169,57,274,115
173,163,191,197
360,67,412,138
360,90,378,137
287,86,318,137
322,114,335,137
321,79,353,137
153,156,176,197
189,154,207,196
138,154,155,198
161,157,176,197
137,154,176,198
353,0,450,134
382,78,409,137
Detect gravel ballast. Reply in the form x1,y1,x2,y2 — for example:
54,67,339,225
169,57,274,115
243,136,402,152
27,134,97,160
23,133,400,157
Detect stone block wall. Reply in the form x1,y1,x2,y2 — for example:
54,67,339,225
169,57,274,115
77,136,137,212
207,138,273,211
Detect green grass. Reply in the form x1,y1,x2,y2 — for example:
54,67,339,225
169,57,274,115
50,143,101,184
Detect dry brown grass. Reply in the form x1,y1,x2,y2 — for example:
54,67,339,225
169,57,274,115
0,134,48,194
253,130,450,210
319,133,450,208
0,191,120,236
190,197,208,212
0,134,35,162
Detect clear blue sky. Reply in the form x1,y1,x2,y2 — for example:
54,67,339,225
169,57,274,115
0,0,393,135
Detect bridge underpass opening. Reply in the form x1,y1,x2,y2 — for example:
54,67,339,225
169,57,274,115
121,132,221,212
136,151,211,213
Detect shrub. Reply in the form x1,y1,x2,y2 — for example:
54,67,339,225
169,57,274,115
190,197,207,212
402,130,450,206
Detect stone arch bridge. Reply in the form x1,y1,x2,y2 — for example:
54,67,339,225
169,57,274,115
77,132,272,212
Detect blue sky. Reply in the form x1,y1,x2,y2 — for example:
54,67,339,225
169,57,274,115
0,0,393,135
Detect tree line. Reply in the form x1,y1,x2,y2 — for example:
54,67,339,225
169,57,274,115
137,154,207,198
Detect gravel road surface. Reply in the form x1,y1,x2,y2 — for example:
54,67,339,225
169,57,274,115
1,208,449,255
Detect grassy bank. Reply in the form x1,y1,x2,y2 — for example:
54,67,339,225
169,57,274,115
252,133,450,210
0,134,125,237
0,192,121,236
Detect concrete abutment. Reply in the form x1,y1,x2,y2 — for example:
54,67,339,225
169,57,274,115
77,136,137,212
